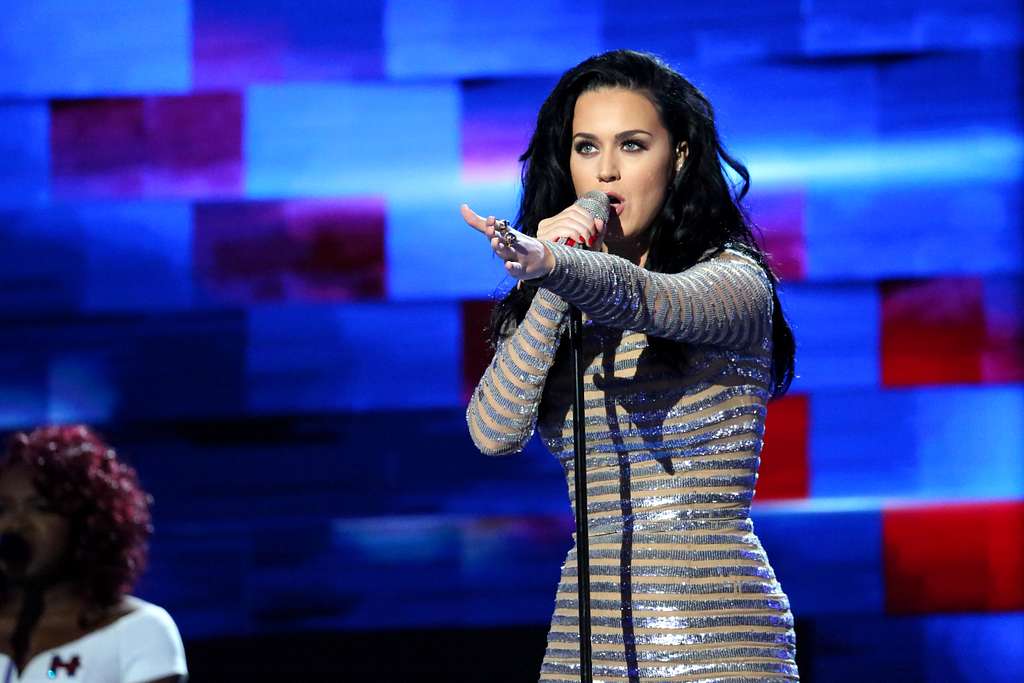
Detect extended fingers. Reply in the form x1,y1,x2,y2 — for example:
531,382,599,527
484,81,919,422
460,203,493,236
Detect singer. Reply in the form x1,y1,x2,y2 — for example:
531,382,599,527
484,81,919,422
462,50,799,681
0,426,187,682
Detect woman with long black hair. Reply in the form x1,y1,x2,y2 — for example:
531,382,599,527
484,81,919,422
463,50,799,681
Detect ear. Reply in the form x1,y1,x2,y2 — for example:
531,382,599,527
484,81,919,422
674,141,689,173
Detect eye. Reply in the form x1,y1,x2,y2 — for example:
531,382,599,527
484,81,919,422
30,498,56,513
622,139,647,152
574,141,596,155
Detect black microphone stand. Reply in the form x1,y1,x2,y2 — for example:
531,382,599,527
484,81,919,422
567,302,592,683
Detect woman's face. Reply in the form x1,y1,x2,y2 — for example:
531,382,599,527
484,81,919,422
0,465,71,581
570,86,684,244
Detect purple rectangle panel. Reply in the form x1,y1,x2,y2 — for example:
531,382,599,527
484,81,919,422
461,78,554,183
192,0,384,88
194,198,386,303
50,94,243,198
745,187,806,281
982,276,1024,382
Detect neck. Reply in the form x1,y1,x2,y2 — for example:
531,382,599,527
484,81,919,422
5,578,80,616
605,233,651,267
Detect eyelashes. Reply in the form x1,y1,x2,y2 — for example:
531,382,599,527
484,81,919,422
573,139,648,155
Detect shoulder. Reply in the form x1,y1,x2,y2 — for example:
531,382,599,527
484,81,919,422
116,597,179,632
711,243,774,284
116,597,188,682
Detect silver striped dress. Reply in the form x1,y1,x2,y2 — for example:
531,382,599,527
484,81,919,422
466,241,799,682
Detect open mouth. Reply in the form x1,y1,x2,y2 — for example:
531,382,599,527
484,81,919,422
0,532,32,572
606,192,625,216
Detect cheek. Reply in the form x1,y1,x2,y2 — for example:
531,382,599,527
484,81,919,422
38,518,71,555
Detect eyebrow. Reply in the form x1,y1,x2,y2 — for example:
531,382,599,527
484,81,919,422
572,129,653,141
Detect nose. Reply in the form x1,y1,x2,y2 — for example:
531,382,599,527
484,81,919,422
597,151,620,183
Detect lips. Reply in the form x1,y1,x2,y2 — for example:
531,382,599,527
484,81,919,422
605,192,625,216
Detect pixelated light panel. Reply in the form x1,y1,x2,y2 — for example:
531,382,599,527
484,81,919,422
50,94,243,198
192,0,385,88
194,198,386,303
0,0,1021,659
882,277,1024,386
460,77,554,183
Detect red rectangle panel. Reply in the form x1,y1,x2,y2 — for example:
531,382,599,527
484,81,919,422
757,393,810,500
461,299,496,403
884,500,1024,613
881,278,986,386
194,198,385,303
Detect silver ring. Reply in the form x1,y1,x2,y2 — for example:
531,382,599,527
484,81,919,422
494,219,518,246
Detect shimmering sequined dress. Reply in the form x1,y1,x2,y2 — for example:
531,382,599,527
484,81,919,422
466,241,799,682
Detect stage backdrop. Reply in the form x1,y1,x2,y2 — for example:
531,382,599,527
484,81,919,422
0,1,1022,681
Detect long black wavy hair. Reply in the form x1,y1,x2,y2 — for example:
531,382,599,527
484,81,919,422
489,49,795,398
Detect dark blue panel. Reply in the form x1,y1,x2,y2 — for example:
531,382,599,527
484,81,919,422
601,0,803,66
246,302,460,413
115,411,568,526
753,506,884,616
877,50,1022,134
0,311,247,423
0,354,48,428
0,202,194,314
0,206,87,313
800,613,928,682
800,613,1024,683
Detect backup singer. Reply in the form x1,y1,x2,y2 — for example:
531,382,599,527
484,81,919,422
0,426,187,682
463,50,799,682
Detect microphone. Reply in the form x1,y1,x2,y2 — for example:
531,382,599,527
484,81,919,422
491,192,609,252
558,191,610,248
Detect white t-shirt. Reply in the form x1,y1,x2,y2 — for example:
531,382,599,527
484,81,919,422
0,599,187,682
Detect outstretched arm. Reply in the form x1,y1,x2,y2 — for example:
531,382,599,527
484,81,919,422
465,288,569,456
538,241,773,350
460,202,604,455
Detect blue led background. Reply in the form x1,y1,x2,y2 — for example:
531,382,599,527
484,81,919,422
0,1,1022,681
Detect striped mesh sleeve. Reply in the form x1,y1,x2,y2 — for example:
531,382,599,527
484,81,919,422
537,241,773,349
465,288,570,456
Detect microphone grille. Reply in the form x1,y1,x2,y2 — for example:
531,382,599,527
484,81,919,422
576,191,610,223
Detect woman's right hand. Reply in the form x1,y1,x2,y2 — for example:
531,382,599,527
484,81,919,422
537,203,606,250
